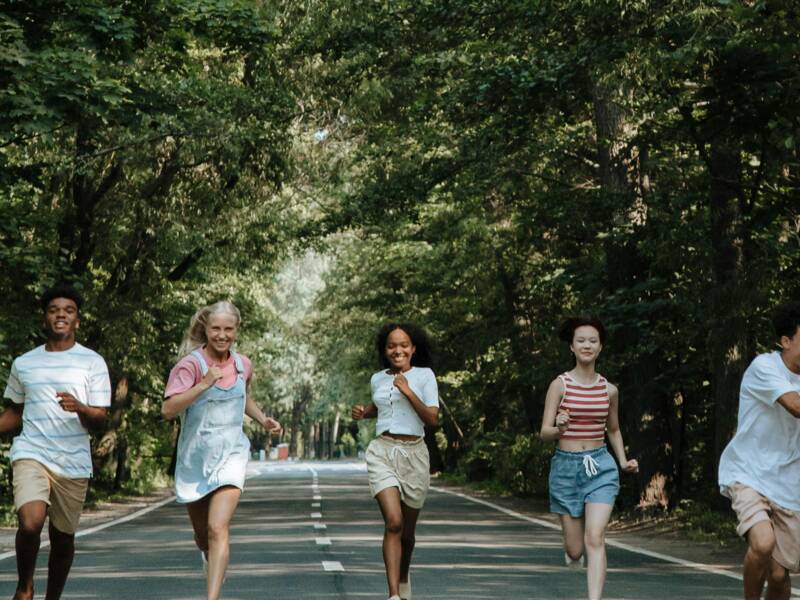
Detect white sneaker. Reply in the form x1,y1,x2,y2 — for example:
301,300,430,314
399,573,411,599
564,552,584,568
388,596,401,600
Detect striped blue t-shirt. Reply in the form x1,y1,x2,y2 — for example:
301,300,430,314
4,343,111,478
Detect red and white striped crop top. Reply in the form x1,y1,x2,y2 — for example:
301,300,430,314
558,372,609,441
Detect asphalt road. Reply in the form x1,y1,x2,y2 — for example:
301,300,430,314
0,461,780,599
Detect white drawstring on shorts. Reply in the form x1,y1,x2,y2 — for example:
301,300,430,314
583,454,599,477
390,445,410,461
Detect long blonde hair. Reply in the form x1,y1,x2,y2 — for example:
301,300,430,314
177,301,242,358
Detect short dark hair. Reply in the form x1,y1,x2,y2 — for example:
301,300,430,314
376,323,433,369
772,302,800,340
558,316,606,345
40,285,83,313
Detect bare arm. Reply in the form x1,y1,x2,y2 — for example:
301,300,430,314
0,403,22,434
161,367,222,421
244,379,281,433
539,378,568,441
352,402,377,420
56,393,107,430
606,384,638,473
777,391,800,418
394,373,438,426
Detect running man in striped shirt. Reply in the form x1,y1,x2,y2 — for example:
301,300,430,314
540,316,638,600
0,285,110,600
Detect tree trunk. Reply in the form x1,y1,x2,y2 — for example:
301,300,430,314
290,383,312,457
114,437,129,490
707,140,747,470
330,412,341,458
593,78,665,504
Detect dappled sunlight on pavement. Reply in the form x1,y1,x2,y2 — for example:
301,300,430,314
0,461,765,598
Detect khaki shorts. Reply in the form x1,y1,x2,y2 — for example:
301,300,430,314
366,435,430,509
13,459,88,534
729,482,800,570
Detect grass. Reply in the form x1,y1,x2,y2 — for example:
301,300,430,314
671,499,738,544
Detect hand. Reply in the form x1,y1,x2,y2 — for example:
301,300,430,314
263,417,282,436
555,409,570,432
351,404,366,420
621,458,639,474
201,366,223,389
56,392,83,414
393,373,411,396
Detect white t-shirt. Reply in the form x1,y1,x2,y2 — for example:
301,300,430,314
4,344,111,478
718,351,800,510
371,367,439,437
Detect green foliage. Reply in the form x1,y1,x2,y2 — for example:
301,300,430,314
289,0,800,509
1,0,798,518
672,499,738,544
466,432,554,498
0,0,306,494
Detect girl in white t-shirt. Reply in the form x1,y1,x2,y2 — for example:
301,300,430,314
162,301,281,600
352,323,440,600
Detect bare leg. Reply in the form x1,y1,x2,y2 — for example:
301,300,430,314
584,503,614,600
399,502,421,584
44,523,75,600
743,521,775,600
765,558,790,600
559,513,585,563
14,501,48,600
375,487,404,598
205,486,241,600
186,495,212,556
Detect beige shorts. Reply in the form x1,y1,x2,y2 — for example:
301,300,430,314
366,435,430,509
13,459,88,534
729,482,800,570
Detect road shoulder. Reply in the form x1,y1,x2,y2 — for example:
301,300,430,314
431,476,746,574
0,487,174,553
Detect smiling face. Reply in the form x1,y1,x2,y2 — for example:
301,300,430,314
44,297,80,342
570,325,602,365
385,328,415,372
204,312,238,357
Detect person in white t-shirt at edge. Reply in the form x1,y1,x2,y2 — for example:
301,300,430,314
719,301,800,600
0,285,111,600
162,301,281,600
351,323,440,600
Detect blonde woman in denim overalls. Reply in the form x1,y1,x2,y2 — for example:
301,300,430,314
540,316,638,600
162,301,281,600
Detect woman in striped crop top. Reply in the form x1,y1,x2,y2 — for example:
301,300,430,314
540,316,638,600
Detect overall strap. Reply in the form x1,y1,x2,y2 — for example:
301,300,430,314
231,351,245,375
191,349,209,375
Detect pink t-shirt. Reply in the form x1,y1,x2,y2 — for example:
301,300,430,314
164,349,252,398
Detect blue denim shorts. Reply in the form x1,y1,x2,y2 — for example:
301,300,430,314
549,446,620,517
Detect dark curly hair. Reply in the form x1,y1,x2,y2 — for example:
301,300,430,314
558,316,606,345
40,284,83,313
376,323,433,369
772,301,800,341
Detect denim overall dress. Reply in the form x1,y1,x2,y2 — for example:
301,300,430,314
174,350,250,503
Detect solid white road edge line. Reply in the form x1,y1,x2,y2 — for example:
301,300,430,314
0,495,177,563
430,486,800,597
